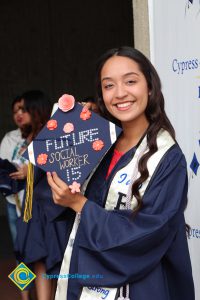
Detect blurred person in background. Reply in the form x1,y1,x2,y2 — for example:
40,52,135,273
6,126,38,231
0,95,31,247
0,90,52,300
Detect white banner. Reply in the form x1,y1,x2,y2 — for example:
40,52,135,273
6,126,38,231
148,0,200,299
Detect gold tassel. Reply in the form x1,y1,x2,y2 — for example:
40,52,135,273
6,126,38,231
23,162,34,223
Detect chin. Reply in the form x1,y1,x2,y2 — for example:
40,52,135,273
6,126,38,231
16,123,23,127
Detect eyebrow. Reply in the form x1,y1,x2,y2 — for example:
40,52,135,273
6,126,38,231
101,72,139,82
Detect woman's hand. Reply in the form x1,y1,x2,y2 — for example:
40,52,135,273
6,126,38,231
47,171,87,213
9,164,28,180
81,101,99,113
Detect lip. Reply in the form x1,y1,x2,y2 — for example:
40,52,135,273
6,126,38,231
114,101,135,111
16,117,23,123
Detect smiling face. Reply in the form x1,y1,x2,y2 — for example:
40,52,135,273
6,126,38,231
100,56,150,127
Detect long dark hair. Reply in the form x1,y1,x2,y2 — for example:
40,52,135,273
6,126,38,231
95,46,176,211
21,90,52,139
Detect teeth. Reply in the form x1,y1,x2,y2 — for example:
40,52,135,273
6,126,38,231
116,102,131,108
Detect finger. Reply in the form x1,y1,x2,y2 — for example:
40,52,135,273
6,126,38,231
84,102,99,113
10,176,20,180
46,172,61,193
46,172,68,198
91,103,99,113
51,191,59,204
9,175,18,180
9,171,19,177
10,172,22,179
51,172,69,189
83,102,92,110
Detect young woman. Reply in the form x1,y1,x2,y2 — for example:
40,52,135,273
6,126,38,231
0,95,30,246
47,47,195,300
0,91,52,300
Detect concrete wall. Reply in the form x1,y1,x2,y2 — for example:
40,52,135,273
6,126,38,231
132,0,150,58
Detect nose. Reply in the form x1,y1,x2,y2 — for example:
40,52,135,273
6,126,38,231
115,83,127,99
16,108,24,115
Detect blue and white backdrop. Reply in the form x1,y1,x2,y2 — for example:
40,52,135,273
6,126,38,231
148,0,200,298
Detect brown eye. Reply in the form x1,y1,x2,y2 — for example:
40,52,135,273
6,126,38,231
103,83,113,89
126,80,136,85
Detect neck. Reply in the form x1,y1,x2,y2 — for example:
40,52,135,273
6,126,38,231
116,117,149,152
26,133,34,144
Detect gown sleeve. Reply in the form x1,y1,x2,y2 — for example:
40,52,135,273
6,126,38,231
75,147,188,286
33,167,69,221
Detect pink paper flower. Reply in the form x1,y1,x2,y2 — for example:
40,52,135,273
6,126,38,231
47,119,57,130
37,153,48,165
92,139,104,151
80,107,91,120
63,122,74,133
58,94,75,112
69,181,81,194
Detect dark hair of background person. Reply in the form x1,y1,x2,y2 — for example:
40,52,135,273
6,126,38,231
11,95,23,111
21,90,52,139
95,46,176,213
82,96,95,103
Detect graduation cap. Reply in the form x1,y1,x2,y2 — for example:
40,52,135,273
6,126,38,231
23,94,122,221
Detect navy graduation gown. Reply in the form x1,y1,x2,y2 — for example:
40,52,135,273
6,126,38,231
15,168,72,274
66,144,194,300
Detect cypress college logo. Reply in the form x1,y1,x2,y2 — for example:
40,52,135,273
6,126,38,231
190,138,200,177
8,262,36,290
190,149,199,176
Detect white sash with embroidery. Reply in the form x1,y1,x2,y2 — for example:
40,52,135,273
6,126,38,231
55,129,175,300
